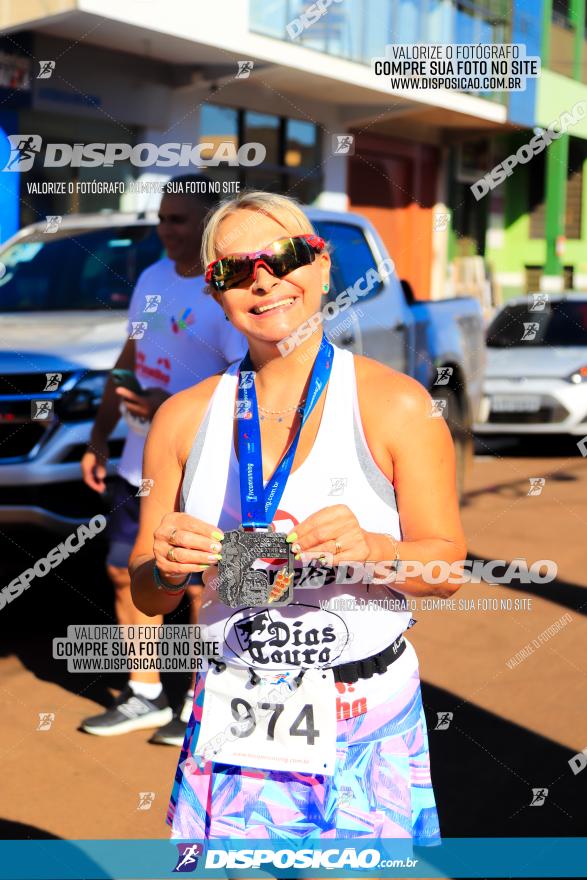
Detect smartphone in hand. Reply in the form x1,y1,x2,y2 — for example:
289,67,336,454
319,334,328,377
111,369,144,395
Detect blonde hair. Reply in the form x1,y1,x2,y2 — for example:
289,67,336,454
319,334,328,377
201,190,315,267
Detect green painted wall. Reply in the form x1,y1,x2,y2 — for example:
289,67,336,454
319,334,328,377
484,52,587,298
451,4,587,300
537,70,587,135
571,0,585,79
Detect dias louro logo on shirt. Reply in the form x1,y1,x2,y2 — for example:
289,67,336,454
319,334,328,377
224,605,349,668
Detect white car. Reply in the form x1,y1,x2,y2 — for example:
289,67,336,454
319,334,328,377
475,293,587,435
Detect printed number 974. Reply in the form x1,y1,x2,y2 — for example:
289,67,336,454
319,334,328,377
229,698,319,745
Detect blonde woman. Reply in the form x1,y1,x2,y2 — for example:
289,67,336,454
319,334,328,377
130,191,466,844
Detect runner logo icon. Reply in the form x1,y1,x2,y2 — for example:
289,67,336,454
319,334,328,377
5,135,42,171
173,843,203,872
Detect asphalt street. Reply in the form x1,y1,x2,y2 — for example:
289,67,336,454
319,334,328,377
0,437,585,844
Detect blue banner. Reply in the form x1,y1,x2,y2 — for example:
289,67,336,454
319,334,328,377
0,111,20,242
0,837,585,878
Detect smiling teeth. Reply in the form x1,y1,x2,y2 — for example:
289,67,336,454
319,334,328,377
253,298,295,314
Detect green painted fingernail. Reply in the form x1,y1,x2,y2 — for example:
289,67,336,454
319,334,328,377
294,553,301,560
212,530,224,541
286,532,297,543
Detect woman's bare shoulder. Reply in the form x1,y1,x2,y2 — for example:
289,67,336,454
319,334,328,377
151,373,226,465
353,354,432,419
351,355,446,473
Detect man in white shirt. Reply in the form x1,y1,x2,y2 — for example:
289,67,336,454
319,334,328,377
80,175,246,742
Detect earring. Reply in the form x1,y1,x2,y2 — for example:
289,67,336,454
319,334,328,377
224,313,229,321
322,283,329,293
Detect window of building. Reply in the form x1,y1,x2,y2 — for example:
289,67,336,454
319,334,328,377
250,0,508,66
566,138,587,239
524,265,574,293
529,138,585,240
198,104,240,191
243,112,280,166
285,119,320,170
200,103,238,141
552,0,571,27
528,150,546,239
199,103,321,203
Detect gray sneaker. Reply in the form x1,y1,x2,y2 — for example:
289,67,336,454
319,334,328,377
80,686,173,736
149,691,193,747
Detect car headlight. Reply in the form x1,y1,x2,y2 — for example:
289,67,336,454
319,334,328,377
566,366,587,384
57,372,108,421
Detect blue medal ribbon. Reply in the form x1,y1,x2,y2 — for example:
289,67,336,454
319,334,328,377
236,334,334,528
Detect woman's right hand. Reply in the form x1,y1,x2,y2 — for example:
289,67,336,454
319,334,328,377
202,564,220,592
81,436,109,493
154,512,224,581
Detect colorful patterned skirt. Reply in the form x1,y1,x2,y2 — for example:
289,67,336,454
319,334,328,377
167,666,440,844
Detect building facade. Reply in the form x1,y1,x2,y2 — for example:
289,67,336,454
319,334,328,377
0,0,533,302
486,0,587,299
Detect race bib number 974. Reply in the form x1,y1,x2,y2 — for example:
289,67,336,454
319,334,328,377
194,665,337,775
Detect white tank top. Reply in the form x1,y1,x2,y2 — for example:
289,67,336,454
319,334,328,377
181,345,419,715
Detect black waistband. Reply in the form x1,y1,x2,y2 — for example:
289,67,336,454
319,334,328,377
330,636,407,684
213,636,408,686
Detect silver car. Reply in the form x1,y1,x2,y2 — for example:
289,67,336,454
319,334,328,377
475,293,587,435
0,211,484,532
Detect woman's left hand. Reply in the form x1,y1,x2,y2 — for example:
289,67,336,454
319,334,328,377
287,504,371,565
116,386,170,420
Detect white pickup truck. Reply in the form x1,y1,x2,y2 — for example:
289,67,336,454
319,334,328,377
0,210,485,532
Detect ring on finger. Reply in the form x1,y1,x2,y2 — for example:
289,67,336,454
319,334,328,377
167,546,176,563
334,540,342,555
169,527,177,545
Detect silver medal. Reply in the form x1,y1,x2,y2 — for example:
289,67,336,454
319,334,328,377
217,529,295,607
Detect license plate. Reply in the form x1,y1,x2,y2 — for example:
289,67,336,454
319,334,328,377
490,394,541,413
478,396,491,423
